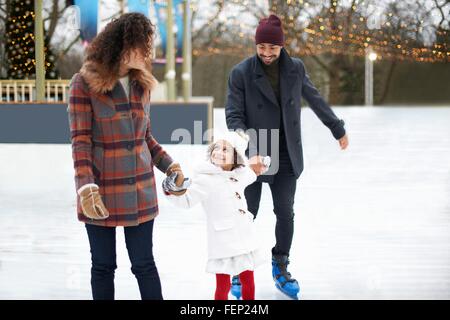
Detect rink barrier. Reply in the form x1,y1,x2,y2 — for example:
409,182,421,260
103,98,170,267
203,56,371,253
0,99,213,144
0,80,70,102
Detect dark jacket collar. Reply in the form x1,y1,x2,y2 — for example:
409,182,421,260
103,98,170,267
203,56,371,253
252,48,298,107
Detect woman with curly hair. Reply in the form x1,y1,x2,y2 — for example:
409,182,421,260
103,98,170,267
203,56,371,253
67,12,185,300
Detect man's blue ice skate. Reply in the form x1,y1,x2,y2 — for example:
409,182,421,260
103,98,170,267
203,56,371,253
272,254,300,299
230,275,242,300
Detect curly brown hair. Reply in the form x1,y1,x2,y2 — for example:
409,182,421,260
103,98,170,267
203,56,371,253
85,12,155,75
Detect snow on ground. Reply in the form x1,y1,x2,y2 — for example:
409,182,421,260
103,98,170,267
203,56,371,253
0,106,449,299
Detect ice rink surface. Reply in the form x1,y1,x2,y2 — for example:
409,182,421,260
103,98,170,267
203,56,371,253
0,106,449,300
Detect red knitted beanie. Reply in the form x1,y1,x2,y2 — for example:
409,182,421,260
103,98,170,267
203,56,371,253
255,14,284,46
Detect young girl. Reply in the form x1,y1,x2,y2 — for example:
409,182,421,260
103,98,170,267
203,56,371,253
163,131,269,300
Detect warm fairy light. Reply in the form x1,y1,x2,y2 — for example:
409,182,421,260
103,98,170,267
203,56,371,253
5,0,57,79
368,52,377,61
191,0,448,63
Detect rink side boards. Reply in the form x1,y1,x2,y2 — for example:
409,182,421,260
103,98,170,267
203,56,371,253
0,100,213,144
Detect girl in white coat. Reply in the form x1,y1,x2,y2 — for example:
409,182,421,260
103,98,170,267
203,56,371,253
163,131,269,300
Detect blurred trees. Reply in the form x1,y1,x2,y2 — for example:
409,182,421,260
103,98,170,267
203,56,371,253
0,0,80,79
0,0,447,105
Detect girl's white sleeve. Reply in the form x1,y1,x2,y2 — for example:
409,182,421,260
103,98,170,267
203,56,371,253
236,165,257,187
164,173,211,209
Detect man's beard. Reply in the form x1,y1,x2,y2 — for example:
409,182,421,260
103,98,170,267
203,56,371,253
258,54,278,65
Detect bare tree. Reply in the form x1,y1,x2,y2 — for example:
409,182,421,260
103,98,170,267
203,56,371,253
223,0,450,104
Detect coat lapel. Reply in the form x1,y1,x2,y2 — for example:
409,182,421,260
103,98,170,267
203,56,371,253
90,90,115,111
253,56,280,107
279,48,298,109
92,80,131,112
129,80,143,104
111,80,128,102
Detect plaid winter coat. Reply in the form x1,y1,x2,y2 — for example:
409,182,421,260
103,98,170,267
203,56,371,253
68,67,173,227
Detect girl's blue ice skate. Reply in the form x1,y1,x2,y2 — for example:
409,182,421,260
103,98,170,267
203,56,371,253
230,275,242,299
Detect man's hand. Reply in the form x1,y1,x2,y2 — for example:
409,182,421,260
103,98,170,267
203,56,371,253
248,155,268,176
338,134,349,150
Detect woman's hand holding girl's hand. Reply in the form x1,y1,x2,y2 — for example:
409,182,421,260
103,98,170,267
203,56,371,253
163,163,191,196
166,162,185,187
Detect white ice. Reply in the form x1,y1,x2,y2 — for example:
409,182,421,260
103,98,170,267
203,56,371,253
0,106,449,300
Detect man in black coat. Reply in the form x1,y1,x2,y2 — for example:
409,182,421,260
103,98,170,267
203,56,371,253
225,14,349,299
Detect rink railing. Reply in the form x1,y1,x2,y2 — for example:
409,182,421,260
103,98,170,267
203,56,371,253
0,92,214,144
0,79,70,103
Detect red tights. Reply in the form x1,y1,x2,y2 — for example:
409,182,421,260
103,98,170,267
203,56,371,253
215,270,255,300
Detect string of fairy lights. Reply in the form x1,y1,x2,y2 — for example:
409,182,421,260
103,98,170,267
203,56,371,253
3,0,448,80
190,0,449,63
5,0,58,79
